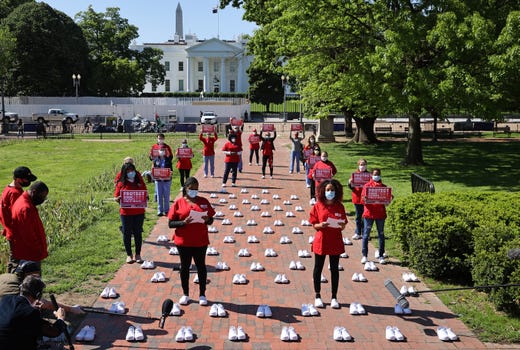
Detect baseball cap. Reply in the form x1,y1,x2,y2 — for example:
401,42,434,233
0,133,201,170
13,166,37,181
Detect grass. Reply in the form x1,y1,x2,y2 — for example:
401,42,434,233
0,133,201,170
1,134,519,343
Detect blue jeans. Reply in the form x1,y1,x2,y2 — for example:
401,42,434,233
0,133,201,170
120,214,144,257
203,155,215,176
362,218,385,258
290,150,301,173
305,163,311,186
354,204,365,235
155,180,171,214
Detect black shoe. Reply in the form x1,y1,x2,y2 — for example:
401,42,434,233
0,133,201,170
158,213,164,217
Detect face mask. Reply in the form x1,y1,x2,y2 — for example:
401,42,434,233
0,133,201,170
314,150,320,155
32,194,47,206
182,143,188,148
321,157,328,162
230,138,236,143
372,175,381,182
187,189,198,198
157,139,164,145
310,139,315,144
359,165,366,172
127,171,136,180
325,190,335,200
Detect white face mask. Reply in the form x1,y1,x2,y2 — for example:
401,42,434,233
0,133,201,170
321,156,328,162
359,165,366,172
372,175,381,182
157,139,164,145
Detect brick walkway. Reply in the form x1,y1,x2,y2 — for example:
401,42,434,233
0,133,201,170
73,134,486,350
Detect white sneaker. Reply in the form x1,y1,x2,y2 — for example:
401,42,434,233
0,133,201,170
437,326,449,341
263,305,272,317
349,303,359,315
301,304,311,316
364,262,371,271
217,304,226,317
357,273,367,282
320,274,328,283
289,261,297,270
238,274,247,284
100,287,110,299
308,304,319,316
341,327,352,341
183,326,193,341
314,298,324,308
446,328,458,341
169,247,179,255
232,274,241,284
352,233,361,240
288,327,298,341
179,295,190,305
375,250,380,258
280,326,289,341
393,327,404,341
199,295,208,306
356,303,366,314
175,326,185,342
333,326,343,341
170,303,181,316
236,326,246,340
75,325,90,341
126,326,135,341
150,272,159,283
400,285,408,295
361,256,368,264
369,261,378,271
292,227,303,234
351,273,359,281
256,305,265,317
242,199,250,204
221,262,229,270
193,274,199,283
280,274,289,284
343,237,352,245
296,261,305,270
308,236,314,244
340,252,349,258
331,298,340,309
309,198,316,206
274,274,282,283
385,325,395,341
134,326,144,341
408,286,417,296
379,257,387,265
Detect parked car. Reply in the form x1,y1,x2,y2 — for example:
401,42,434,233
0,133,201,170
92,124,116,133
200,111,218,124
32,109,79,124
1,112,19,123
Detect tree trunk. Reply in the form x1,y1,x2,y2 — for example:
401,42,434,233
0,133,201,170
343,109,354,137
403,114,424,165
351,117,378,143
430,108,439,142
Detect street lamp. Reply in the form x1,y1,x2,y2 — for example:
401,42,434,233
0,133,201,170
72,73,81,101
281,74,289,122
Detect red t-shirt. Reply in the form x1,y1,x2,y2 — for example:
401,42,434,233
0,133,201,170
309,160,337,186
222,142,241,163
176,148,193,170
199,132,218,156
0,185,23,238
361,180,387,219
114,177,147,216
168,196,215,247
248,133,261,150
309,201,347,255
10,191,48,261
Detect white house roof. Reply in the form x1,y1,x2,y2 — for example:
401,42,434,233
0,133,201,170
186,38,243,58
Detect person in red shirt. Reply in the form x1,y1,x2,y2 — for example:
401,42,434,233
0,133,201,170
9,181,49,272
227,124,243,172
221,135,241,187
308,151,337,205
309,179,347,309
260,129,277,179
348,158,369,240
361,168,388,264
303,137,321,188
168,177,215,306
199,131,218,178
114,163,148,264
176,139,193,188
114,157,145,184
247,128,261,166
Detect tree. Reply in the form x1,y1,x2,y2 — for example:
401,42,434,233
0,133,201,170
0,0,32,20
247,65,284,112
2,2,88,96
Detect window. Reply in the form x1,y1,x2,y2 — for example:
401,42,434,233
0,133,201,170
213,61,219,72
230,61,236,73
198,61,203,72
178,79,184,91
151,85,157,92
230,80,236,92
178,61,184,71
197,79,203,91
165,79,170,92
164,61,170,71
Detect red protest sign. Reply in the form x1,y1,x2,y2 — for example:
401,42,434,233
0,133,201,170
176,147,193,158
303,149,313,159
249,134,261,145
351,172,371,187
262,124,275,132
290,123,303,131
230,118,243,127
364,187,392,204
308,155,320,167
314,168,333,182
201,124,215,133
152,167,172,180
120,190,148,208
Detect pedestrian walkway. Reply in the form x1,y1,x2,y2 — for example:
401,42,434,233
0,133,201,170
73,133,486,349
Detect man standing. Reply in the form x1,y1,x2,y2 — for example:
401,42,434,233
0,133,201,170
9,181,49,272
0,167,38,272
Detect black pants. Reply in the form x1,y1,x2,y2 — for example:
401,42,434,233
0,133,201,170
262,155,273,176
177,245,208,297
223,162,238,184
313,254,340,299
120,214,144,257
179,169,191,187
249,149,259,164
310,180,316,199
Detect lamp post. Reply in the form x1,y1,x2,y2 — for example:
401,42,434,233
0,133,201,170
1,77,6,135
72,73,81,101
281,74,289,122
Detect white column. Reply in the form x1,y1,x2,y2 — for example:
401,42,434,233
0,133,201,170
237,55,244,93
220,57,227,92
203,58,210,92
186,57,191,92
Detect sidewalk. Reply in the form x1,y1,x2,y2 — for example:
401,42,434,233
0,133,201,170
73,135,487,350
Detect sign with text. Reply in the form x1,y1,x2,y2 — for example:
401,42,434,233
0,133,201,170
290,123,303,131
151,148,168,158
351,172,371,187
249,135,261,145
152,167,172,180
364,187,392,204
176,147,193,158
230,117,243,127
201,124,215,133
308,155,320,167
303,149,313,159
262,123,275,132
120,190,148,208
314,168,333,182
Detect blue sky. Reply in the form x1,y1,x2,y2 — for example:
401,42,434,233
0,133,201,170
40,0,258,44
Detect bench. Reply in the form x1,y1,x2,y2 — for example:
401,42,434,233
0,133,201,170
493,126,511,137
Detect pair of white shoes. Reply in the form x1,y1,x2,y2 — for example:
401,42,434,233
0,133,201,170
260,199,269,204
343,237,353,245
364,261,378,271
394,303,412,315
333,326,352,341
273,205,283,211
229,205,238,210
375,250,388,259
242,199,250,204
352,233,362,240
179,295,190,305
274,220,284,226
208,226,219,233
256,304,272,317
301,303,319,316
251,194,259,199
214,211,224,217
260,211,271,217
156,235,169,242
279,236,292,244
75,325,95,341
283,200,292,205
292,227,303,234
386,326,405,341
301,219,312,226
238,248,251,257
100,287,118,299
222,219,232,225
351,272,368,282
233,226,244,233
209,303,226,317
109,301,126,314
247,235,260,243
246,219,257,225
126,325,144,341
150,271,166,282
437,326,458,341
251,205,260,211
295,205,304,211
169,303,181,316
228,325,246,341
272,194,280,199
228,193,236,199
289,261,305,270
223,236,235,243
298,249,311,258
215,261,230,270
141,260,154,269
232,274,247,284
400,285,418,296
285,211,295,217
403,272,420,282
314,298,325,308
264,248,277,257
290,195,298,200
175,326,194,342
210,193,217,198
219,198,227,203
280,326,298,341
262,189,269,194
233,211,243,217
274,274,289,284
206,247,218,255
349,302,366,315
168,246,179,255
250,262,264,271
240,188,248,193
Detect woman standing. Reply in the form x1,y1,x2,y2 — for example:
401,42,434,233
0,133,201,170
176,139,193,188
168,177,215,306
289,131,304,174
309,179,347,309
348,159,369,240
199,131,218,178
221,135,241,187
114,163,147,264
260,129,277,179
247,128,261,166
